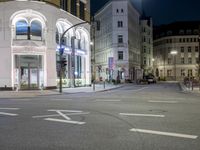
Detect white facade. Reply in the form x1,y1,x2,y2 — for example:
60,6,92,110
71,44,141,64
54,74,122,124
94,0,140,82
0,1,91,90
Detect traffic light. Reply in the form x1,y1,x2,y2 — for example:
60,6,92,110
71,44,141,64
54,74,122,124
61,57,67,68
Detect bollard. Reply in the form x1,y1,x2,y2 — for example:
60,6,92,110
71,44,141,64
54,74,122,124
93,81,95,91
103,81,105,89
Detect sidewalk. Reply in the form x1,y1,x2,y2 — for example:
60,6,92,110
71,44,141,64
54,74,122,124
0,83,124,99
179,82,200,94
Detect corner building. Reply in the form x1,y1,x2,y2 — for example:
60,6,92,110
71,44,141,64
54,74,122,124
0,0,91,90
153,21,200,81
94,0,141,82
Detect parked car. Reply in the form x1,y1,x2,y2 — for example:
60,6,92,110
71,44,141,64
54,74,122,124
144,74,156,84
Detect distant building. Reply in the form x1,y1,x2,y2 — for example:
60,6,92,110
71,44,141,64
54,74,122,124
0,0,91,90
94,0,141,82
140,16,153,75
153,21,200,81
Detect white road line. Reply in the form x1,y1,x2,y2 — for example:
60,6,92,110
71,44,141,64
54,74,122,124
94,99,121,102
130,128,198,139
0,112,18,116
48,110,83,113
132,87,148,92
0,108,20,110
119,113,165,118
148,100,178,104
50,99,73,101
56,110,71,120
45,118,85,125
32,112,90,118
11,99,31,101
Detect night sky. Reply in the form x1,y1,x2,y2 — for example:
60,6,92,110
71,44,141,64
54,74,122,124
91,0,200,25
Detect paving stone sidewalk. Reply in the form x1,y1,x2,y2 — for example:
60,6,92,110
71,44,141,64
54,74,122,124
0,83,124,98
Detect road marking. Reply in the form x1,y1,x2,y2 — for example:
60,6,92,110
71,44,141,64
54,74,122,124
33,109,89,125
94,99,121,102
130,128,198,139
48,110,83,113
132,87,148,92
45,118,85,125
0,112,18,116
50,99,73,101
119,113,165,118
0,108,20,110
32,112,90,118
148,100,178,104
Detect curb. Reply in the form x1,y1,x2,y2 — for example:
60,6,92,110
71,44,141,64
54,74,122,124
96,85,124,92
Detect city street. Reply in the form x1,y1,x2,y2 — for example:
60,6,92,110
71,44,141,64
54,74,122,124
0,83,200,150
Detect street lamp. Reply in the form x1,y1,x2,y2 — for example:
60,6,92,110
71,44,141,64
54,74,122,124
59,21,88,93
170,50,178,81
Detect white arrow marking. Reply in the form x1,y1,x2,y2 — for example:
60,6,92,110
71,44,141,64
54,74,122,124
45,118,85,125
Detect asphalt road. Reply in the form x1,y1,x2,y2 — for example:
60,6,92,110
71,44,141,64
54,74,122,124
0,83,200,150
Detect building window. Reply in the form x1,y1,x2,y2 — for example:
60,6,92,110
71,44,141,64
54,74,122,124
168,58,171,64
181,69,185,77
195,46,199,52
167,70,172,77
179,38,182,43
188,69,193,77
116,9,119,13
181,57,185,64
79,1,85,20
188,46,191,53
16,20,28,40
30,20,42,40
60,0,67,11
181,47,184,53
117,21,123,28
118,35,123,43
143,57,146,65
118,51,123,60
121,9,124,13
71,0,77,16
188,57,192,64
196,57,199,63
143,37,146,42
183,38,185,42
143,46,146,53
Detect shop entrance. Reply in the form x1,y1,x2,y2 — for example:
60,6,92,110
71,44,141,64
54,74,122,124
15,55,43,90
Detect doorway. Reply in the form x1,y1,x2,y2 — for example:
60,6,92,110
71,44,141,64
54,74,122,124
15,55,43,90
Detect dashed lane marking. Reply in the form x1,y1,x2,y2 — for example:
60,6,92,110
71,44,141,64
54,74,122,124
119,113,165,118
0,112,18,116
130,128,198,139
148,100,178,104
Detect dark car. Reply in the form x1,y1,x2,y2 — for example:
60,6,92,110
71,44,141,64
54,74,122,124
144,74,156,84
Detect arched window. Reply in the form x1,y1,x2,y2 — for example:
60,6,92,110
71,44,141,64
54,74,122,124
16,20,28,40
30,20,42,40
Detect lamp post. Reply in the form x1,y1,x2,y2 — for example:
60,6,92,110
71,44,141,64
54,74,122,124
170,50,178,81
59,21,88,93
198,25,200,91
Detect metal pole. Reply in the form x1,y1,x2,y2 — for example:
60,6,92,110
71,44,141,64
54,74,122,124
175,55,176,81
59,21,88,93
71,36,76,88
198,25,200,91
